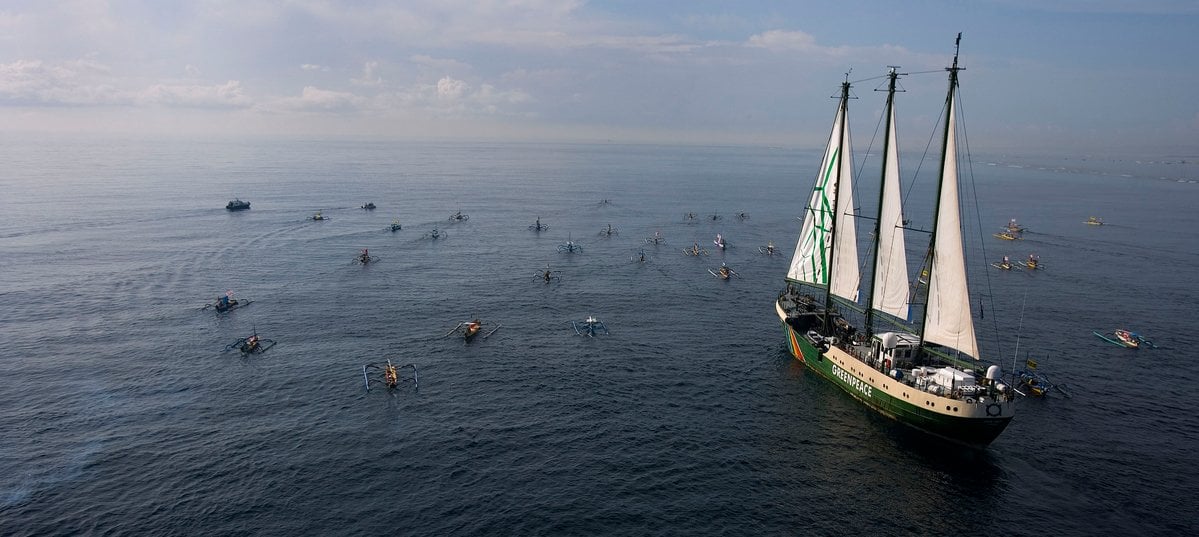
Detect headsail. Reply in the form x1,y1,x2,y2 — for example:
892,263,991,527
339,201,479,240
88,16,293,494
787,89,860,303
923,96,980,359
871,89,911,320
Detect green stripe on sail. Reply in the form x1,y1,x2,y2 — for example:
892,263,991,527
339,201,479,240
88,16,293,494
806,147,839,284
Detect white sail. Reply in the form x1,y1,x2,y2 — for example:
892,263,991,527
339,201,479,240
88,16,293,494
787,100,860,304
923,101,980,359
871,101,911,319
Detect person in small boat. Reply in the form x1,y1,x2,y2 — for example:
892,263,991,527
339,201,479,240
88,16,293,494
691,242,700,255
766,241,775,254
543,269,553,282
244,334,259,352
384,364,398,387
638,251,645,262
719,265,730,278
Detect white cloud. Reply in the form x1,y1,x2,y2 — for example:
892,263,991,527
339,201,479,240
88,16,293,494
270,86,363,112
300,63,329,72
0,58,125,105
436,76,467,100
139,80,250,108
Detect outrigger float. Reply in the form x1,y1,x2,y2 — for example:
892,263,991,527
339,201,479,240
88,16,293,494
572,316,610,337
1094,329,1155,349
443,319,501,341
362,359,418,392
203,291,250,313
227,332,276,354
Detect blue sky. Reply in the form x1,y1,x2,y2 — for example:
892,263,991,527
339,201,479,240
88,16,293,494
1,1,1196,155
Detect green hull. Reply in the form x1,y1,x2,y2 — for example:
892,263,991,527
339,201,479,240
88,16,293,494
778,302,1013,448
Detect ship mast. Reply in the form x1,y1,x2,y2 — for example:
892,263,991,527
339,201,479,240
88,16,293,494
918,33,963,347
822,77,852,330
863,67,900,337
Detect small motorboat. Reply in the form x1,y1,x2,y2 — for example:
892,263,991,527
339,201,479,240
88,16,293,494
310,211,328,221
1085,216,1104,225
361,202,376,210
389,220,402,232
226,199,251,211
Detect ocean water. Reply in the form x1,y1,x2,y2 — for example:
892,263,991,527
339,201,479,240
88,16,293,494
1,138,1196,535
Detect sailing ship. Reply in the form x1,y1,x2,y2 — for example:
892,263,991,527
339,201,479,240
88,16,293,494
775,36,1016,449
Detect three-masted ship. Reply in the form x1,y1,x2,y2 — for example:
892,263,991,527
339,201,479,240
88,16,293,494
775,36,1016,448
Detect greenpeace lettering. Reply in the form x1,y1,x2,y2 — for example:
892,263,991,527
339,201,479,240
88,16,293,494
830,362,873,398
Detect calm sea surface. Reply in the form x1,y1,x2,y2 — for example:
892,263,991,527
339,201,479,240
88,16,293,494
1,138,1196,535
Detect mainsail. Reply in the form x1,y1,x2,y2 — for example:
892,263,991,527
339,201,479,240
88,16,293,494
787,89,860,303
870,92,911,320
922,97,980,359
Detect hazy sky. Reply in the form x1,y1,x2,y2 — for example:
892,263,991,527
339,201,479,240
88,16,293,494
2,1,1196,154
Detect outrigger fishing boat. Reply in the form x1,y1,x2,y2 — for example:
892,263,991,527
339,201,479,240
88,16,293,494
227,332,276,354
1094,329,1155,349
310,211,328,221
1085,216,1104,225
759,241,778,255
558,234,582,253
682,242,709,256
389,220,402,232
1011,358,1069,398
736,212,750,221
775,40,1016,449
632,249,648,263
713,233,727,250
203,291,250,313
992,231,1020,241
424,228,446,240
1004,218,1026,234
444,319,501,341
1019,254,1041,270
991,256,1015,271
709,210,722,221
354,249,379,264
684,212,697,221
226,199,250,211
361,202,376,210
709,263,737,280
645,231,667,245
529,216,549,232
536,265,561,284
362,359,418,392
598,223,618,237
448,209,469,222
572,316,610,337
